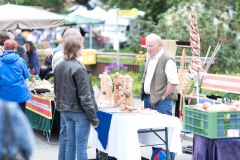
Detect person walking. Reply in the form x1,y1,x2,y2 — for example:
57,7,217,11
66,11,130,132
54,34,99,160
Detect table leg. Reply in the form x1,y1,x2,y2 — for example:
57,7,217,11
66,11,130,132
165,127,169,160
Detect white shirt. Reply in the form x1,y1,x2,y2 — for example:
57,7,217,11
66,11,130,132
52,50,64,72
144,49,179,94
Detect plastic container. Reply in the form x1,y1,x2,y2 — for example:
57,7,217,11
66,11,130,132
78,49,96,65
183,105,240,139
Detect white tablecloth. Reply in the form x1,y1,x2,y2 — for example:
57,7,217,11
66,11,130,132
88,113,182,160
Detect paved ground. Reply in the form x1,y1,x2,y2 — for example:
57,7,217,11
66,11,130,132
30,98,193,160
30,129,193,160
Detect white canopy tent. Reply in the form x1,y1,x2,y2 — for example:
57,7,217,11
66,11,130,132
69,6,107,20
0,4,65,30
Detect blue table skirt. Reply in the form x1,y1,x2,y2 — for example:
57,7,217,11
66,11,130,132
95,110,113,150
193,134,240,160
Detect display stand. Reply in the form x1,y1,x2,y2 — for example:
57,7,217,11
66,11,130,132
26,94,60,144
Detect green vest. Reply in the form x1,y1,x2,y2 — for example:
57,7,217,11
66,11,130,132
140,51,174,106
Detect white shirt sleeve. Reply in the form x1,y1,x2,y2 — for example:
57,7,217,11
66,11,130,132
165,59,179,84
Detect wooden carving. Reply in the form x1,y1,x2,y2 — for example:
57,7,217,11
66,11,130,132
99,72,113,106
113,72,123,106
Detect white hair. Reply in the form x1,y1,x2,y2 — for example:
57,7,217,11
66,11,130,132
44,48,53,55
7,32,14,39
16,29,22,34
146,33,162,43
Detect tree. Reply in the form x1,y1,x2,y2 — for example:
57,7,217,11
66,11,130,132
99,0,181,24
0,0,65,12
74,0,89,5
236,0,240,23
128,1,240,74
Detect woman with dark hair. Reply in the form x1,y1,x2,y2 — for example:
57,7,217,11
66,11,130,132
25,41,40,75
0,39,31,113
0,31,9,47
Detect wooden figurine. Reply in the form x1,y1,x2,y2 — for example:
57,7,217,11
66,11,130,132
113,72,123,106
99,72,113,106
117,75,134,110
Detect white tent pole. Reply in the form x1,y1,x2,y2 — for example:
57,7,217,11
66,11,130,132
89,25,92,48
196,80,199,103
116,9,120,69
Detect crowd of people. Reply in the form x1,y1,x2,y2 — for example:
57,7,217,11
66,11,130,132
0,27,179,159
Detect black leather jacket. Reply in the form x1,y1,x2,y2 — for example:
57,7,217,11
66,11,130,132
54,58,99,126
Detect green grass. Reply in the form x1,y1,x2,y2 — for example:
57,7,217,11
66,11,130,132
97,58,135,64
102,47,135,53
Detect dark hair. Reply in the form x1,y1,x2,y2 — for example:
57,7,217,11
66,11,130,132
63,35,83,60
0,32,10,46
25,41,36,54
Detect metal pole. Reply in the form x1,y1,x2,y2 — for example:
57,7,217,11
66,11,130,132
89,25,92,48
116,9,120,70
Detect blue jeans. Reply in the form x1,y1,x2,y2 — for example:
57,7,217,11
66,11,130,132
144,96,173,116
62,111,91,160
58,112,67,160
144,96,175,159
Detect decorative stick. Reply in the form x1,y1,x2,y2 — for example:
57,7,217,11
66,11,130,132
203,46,211,66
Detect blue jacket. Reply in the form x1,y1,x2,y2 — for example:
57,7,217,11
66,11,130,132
0,50,31,103
27,50,40,75
53,43,63,55
0,100,35,159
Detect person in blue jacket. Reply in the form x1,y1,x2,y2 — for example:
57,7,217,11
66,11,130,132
0,100,35,159
0,39,31,113
25,41,40,75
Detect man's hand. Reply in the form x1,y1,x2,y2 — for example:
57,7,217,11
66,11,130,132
41,66,47,69
161,95,165,101
92,124,98,128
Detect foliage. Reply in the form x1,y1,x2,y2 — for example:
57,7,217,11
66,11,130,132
74,0,89,5
38,54,46,58
97,57,135,64
99,0,181,24
104,61,127,73
102,47,134,53
48,76,54,82
236,0,240,23
128,1,240,74
108,70,142,98
89,74,100,88
1,0,66,12
89,68,142,98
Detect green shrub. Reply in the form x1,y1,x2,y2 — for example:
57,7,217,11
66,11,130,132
89,74,100,88
108,69,142,98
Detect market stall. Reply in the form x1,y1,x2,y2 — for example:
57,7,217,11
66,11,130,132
26,78,59,143
183,102,240,159
88,109,182,160
26,94,60,144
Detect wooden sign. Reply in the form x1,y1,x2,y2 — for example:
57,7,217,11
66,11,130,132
202,74,240,94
